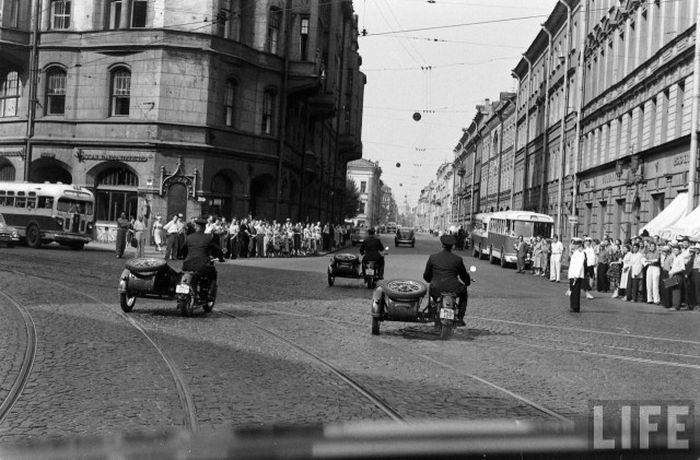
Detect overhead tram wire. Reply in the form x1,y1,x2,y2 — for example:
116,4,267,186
375,1,424,68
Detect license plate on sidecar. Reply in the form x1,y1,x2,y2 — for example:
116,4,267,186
176,284,190,294
439,308,454,320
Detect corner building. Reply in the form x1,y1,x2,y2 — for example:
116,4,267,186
0,0,365,239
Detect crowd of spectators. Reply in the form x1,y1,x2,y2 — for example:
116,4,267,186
149,213,354,260
508,232,700,310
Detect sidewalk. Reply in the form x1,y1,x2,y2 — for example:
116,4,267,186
85,240,349,259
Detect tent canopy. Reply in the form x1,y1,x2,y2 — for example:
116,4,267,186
659,200,700,240
640,192,688,237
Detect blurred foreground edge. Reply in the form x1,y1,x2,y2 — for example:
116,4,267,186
0,418,696,459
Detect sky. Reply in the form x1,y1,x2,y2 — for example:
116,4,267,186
356,0,559,208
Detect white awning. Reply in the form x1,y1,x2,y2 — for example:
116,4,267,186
640,192,688,237
659,200,700,240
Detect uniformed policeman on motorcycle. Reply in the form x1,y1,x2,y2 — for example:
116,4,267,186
182,218,225,294
360,227,385,279
423,234,471,326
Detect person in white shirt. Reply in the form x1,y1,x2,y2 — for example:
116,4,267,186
567,238,586,312
583,238,596,299
625,243,645,302
549,234,565,282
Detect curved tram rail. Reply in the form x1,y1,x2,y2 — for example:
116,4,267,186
0,269,198,432
0,290,37,426
223,291,572,424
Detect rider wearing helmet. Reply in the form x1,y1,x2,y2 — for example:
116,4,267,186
360,227,385,279
182,217,225,287
423,234,471,326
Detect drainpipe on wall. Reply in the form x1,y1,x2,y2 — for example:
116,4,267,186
24,0,41,181
510,72,521,211
687,3,700,213
571,0,588,239
274,0,292,220
522,54,533,210
555,0,572,237
540,24,553,213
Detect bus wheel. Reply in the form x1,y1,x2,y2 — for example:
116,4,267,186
69,243,85,251
25,224,42,249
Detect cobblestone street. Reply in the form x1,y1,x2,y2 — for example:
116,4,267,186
1,233,699,445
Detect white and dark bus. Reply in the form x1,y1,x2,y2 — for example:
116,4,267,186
0,182,95,250
471,210,554,267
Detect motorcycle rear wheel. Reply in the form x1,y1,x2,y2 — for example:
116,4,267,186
439,324,451,340
178,295,194,317
371,317,380,335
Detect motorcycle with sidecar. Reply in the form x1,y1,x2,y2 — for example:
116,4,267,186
370,266,476,340
118,257,218,316
327,248,388,289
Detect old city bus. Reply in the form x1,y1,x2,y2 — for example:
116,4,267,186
472,210,554,267
0,182,95,250
470,212,493,258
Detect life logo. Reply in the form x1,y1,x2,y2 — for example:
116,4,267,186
589,400,695,454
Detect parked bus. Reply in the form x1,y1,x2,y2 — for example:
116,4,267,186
472,210,554,267
470,212,493,259
0,182,95,250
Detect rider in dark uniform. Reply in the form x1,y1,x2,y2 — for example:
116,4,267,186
423,234,471,326
182,218,225,286
359,228,385,278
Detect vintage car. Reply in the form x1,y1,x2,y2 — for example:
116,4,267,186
0,212,20,247
394,227,415,247
350,228,368,246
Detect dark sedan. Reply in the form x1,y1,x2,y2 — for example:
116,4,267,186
394,227,415,247
0,212,20,247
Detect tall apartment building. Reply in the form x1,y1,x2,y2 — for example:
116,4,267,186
448,0,698,241
0,0,365,238
346,157,381,227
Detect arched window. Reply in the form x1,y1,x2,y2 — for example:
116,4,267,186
225,79,237,127
0,164,15,181
95,167,139,221
45,67,66,115
110,67,131,116
0,72,20,118
261,88,276,135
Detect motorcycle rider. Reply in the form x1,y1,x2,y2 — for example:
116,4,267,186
360,227,385,279
182,217,225,296
423,234,471,326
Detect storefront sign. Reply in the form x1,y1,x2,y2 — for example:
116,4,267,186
75,149,149,162
40,152,56,159
673,153,689,167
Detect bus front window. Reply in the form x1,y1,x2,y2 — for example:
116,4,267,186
512,221,534,237
58,198,91,215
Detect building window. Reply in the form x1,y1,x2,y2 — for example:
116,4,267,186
131,0,147,27
45,68,66,115
266,7,281,54
0,164,16,181
8,0,20,28
0,72,20,118
651,193,665,216
50,0,71,30
261,89,276,135
300,16,310,60
95,167,139,222
110,68,131,116
359,202,365,214
225,79,237,127
107,0,122,29
360,181,367,193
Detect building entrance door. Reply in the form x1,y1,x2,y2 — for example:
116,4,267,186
167,183,187,219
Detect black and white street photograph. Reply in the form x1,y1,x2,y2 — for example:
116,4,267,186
1,0,700,458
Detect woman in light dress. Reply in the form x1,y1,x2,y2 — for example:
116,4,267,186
152,215,164,252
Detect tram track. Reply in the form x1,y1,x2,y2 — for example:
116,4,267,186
0,289,37,426
223,291,573,424
0,268,198,433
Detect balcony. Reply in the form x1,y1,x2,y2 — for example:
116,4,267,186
308,93,337,120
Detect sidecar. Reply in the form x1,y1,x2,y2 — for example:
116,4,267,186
370,279,429,335
117,257,182,312
327,253,363,286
